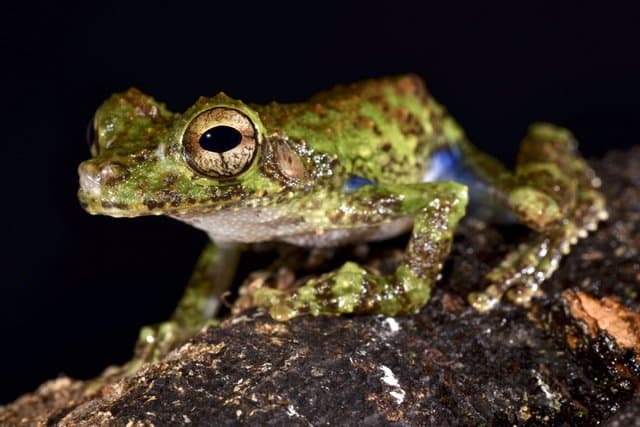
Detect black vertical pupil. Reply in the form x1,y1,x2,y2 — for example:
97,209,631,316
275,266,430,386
199,126,242,153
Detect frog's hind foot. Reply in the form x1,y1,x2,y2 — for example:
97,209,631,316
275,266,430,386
469,124,607,311
469,219,578,311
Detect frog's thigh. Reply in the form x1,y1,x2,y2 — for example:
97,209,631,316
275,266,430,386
256,182,468,321
469,123,607,310
504,124,582,231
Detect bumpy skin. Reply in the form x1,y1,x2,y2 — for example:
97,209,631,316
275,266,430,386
79,75,607,361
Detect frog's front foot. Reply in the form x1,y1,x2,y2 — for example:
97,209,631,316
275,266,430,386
252,287,303,321
253,262,393,321
253,182,468,321
131,319,218,368
133,321,182,366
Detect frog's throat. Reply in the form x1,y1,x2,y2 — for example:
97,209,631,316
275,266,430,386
170,207,413,247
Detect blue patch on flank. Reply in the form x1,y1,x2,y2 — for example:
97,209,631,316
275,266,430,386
342,175,376,193
426,146,516,224
424,146,470,184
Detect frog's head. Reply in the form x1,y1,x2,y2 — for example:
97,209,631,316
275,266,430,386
79,89,326,218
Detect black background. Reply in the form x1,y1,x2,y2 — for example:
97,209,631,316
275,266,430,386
2,2,639,404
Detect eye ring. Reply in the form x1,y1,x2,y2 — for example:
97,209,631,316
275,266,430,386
182,107,258,178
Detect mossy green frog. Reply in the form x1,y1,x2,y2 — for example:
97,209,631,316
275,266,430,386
79,75,606,361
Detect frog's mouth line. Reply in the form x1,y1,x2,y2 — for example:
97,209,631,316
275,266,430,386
78,189,169,218
78,192,140,218
77,187,262,219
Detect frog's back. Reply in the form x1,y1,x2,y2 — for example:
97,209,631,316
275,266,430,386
256,75,450,185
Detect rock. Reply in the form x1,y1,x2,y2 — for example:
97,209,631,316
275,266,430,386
604,395,640,427
2,147,640,425
562,290,640,353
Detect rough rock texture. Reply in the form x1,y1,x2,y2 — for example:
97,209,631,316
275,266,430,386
2,147,640,426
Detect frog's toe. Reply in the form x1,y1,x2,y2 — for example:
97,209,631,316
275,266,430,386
471,219,580,310
268,301,307,322
133,318,217,365
252,287,308,321
468,285,502,312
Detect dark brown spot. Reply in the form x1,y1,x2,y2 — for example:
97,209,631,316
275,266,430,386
396,108,409,121
355,115,374,129
209,186,246,202
381,143,391,152
431,115,444,134
331,211,345,224
396,75,428,102
161,190,184,207
313,103,327,117
101,201,129,210
163,174,178,186
144,199,166,210
399,112,424,137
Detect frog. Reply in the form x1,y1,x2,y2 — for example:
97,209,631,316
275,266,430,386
78,75,607,362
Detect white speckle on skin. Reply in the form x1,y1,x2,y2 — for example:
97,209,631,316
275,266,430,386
155,142,166,160
380,365,406,404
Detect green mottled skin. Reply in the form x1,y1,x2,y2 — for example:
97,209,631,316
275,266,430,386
79,75,607,363
80,76,457,216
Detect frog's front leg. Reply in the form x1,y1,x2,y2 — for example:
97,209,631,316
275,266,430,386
463,123,608,310
133,243,240,364
254,182,468,321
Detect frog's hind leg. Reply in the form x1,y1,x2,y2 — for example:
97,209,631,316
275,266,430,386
466,123,607,311
133,243,240,364
253,182,468,321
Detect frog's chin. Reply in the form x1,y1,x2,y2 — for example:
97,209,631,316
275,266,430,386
77,190,162,218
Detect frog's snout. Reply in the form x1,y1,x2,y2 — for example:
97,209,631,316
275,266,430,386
78,160,126,197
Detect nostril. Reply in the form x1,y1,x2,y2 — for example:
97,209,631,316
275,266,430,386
78,161,125,196
98,163,124,185
79,162,101,196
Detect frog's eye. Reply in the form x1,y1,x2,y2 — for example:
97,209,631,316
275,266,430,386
182,107,257,178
